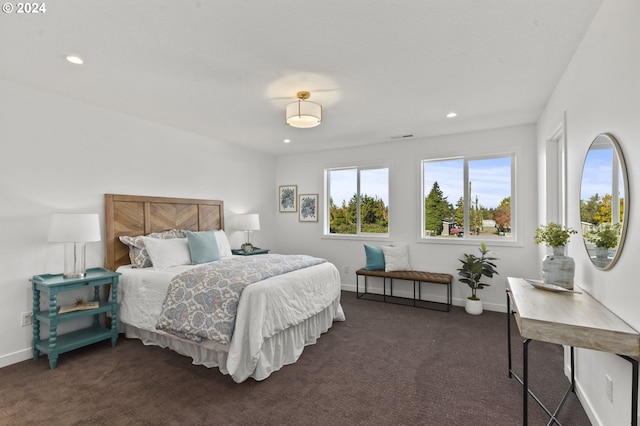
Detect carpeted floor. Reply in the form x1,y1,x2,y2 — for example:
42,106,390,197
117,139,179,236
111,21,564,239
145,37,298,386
0,291,590,425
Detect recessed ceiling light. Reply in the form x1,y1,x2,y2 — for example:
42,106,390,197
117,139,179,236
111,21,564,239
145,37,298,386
65,55,84,65
284,139,291,144
446,112,457,118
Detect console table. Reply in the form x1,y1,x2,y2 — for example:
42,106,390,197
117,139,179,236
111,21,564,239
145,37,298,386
506,276,639,426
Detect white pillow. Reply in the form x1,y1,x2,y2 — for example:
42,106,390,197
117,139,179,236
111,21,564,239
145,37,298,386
214,230,233,258
142,237,191,268
382,245,412,272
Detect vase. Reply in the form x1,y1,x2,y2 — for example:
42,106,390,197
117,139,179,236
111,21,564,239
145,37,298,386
465,298,483,315
593,246,610,268
542,246,575,289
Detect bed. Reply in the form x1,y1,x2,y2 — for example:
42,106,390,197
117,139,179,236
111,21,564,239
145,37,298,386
104,194,345,383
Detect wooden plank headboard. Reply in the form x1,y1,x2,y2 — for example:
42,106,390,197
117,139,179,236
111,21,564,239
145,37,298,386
104,194,224,271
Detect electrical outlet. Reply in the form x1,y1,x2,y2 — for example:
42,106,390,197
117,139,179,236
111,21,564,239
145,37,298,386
605,374,613,402
20,311,33,327
344,265,349,274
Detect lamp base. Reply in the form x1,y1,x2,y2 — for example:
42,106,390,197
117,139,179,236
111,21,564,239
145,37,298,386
241,243,255,253
63,242,87,280
63,272,86,279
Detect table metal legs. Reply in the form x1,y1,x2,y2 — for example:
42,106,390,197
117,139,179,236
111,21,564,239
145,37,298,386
619,354,639,426
506,289,639,426
507,290,574,426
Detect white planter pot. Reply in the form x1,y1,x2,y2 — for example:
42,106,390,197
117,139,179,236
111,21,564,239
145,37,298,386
465,298,483,315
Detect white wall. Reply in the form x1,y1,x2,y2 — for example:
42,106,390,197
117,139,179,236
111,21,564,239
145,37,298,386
275,124,540,312
0,79,276,367
4,4,635,422
537,0,639,424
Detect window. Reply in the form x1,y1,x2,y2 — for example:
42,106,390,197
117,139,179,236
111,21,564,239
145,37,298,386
422,154,513,240
326,166,389,235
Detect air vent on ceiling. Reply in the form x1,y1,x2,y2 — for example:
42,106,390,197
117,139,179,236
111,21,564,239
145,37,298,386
390,134,414,140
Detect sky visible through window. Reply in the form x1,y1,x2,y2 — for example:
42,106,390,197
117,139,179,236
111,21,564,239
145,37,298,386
330,168,388,206
329,159,516,210
580,148,623,200
424,157,511,209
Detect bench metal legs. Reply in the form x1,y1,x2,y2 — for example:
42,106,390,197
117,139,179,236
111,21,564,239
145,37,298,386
356,275,451,312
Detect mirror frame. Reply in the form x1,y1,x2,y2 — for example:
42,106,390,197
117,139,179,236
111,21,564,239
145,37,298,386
580,133,629,270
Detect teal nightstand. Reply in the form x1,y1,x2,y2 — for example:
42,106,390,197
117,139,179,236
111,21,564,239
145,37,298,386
30,267,120,369
232,248,270,256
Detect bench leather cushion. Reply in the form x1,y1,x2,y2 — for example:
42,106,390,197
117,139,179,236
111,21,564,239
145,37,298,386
356,268,452,284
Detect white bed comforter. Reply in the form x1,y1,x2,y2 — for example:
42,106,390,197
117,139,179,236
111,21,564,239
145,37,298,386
117,259,344,382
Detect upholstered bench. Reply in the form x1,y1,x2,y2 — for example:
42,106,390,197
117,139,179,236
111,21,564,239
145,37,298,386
355,268,453,312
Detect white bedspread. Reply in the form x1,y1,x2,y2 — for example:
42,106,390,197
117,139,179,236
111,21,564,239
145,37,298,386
116,259,344,382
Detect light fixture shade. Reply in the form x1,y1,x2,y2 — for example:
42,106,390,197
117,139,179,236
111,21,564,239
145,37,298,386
285,91,322,128
235,214,260,231
48,213,101,243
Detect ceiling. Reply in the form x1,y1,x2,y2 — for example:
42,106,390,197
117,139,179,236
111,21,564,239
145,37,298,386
1,0,603,156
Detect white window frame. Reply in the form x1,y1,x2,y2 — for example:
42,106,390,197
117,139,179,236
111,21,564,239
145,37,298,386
546,114,567,226
420,150,518,246
324,165,390,238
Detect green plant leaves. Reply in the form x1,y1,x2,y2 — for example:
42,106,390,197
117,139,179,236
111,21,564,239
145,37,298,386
457,243,499,298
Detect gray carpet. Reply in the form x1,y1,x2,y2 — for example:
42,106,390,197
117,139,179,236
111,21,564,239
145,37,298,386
0,291,590,425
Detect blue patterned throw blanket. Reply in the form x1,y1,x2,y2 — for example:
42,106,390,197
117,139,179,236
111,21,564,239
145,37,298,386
155,254,326,344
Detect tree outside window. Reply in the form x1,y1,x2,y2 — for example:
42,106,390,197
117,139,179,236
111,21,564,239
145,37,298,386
422,155,513,240
327,167,389,235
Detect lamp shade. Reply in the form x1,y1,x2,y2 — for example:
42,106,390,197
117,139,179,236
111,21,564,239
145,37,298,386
48,213,101,243
235,214,260,231
285,91,322,128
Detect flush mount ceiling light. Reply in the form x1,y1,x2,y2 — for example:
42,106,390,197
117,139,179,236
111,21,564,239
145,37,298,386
285,91,322,128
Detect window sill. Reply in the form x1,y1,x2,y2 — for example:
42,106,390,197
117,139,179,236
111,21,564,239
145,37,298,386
322,234,392,243
418,237,523,248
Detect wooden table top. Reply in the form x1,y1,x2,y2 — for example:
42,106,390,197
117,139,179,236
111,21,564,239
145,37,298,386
507,277,640,357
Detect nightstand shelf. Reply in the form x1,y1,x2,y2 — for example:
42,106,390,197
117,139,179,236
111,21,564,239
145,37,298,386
30,267,120,369
34,325,114,356
35,300,114,323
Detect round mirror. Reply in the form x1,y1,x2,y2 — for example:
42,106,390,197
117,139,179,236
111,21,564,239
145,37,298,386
580,133,628,270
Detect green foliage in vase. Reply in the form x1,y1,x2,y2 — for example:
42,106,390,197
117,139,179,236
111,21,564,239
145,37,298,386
586,222,621,248
534,223,577,247
457,242,499,300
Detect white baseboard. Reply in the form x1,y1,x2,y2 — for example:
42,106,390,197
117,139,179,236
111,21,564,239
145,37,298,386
341,284,507,313
341,283,357,293
573,375,601,426
0,347,32,369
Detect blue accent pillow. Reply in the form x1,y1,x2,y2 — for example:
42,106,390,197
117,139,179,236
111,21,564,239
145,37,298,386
364,244,385,270
186,230,220,264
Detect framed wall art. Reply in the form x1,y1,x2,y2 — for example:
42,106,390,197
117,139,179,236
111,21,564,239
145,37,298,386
279,185,297,212
299,193,318,222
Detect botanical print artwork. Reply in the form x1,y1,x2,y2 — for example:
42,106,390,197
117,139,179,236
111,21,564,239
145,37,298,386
299,194,318,222
279,185,297,212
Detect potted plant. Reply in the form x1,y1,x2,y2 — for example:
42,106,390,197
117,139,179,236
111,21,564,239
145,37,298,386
534,223,577,248
586,222,621,250
586,222,621,266
457,242,498,315
534,223,577,289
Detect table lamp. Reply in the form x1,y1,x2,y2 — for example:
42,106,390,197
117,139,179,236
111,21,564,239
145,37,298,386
236,214,260,253
48,213,101,278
